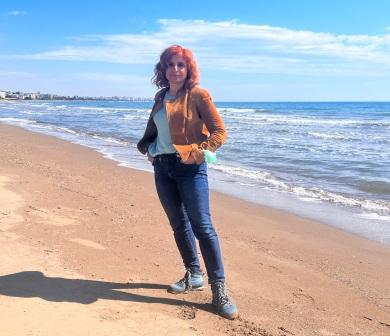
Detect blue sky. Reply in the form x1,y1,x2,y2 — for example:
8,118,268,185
1,0,390,101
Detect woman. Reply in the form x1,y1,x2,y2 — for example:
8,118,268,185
137,45,238,320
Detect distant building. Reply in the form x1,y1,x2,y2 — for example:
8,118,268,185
22,92,39,100
38,93,53,100
0,88,152,101
6,92,19,99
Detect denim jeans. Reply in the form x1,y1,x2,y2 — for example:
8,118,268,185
153,153,225,282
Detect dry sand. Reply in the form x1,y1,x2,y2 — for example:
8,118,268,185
0,124,389,336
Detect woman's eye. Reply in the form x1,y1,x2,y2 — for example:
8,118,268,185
167,62,185,68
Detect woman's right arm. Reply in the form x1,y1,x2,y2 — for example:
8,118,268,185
196,89,227,152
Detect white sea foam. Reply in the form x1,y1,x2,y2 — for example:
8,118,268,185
57,127,78,135
358,213,390,221
236,182,257,187
308,132,353,140
28,103,50,107
290,187,390,212
47,106,67,111
211,164,390,214
0,117,36,125
13,122,82,139
220,108,259,113
123,114,149,120
90,134,128,145
224,114,390,127
21,111,45,115
75,106,110,111
213,165,290,189
75,106,148,113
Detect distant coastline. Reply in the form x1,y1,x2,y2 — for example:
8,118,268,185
0,89,153,102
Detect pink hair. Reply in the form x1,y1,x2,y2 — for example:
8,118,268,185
152,45,200,90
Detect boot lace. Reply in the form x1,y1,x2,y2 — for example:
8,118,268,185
176,269,192,292
213,282,231,306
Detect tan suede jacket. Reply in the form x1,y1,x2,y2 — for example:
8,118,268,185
137,86,227,163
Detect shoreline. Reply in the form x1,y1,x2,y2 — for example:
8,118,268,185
1,119,388,246
1,123,390,335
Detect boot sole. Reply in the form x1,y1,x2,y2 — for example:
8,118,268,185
218,310,239,320
212,303,239,320
167,285,205,294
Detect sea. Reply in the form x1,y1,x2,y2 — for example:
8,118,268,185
1,99,389,245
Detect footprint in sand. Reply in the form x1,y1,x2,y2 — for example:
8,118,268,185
26,206,77,226
0,176,24,229
69,238,106,250
292,288,315,304
177,305,197,320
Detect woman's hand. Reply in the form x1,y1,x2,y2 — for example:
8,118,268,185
181,148,204,164
181,155,196,164
147,151,154,164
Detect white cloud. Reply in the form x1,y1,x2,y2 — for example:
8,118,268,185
0,70,36,78
6,19,390,76
6,11,26,16
72,72,148,82
0,70,153,97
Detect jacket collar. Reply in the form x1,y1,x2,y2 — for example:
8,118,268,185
155,86,188,101
151,86,189,118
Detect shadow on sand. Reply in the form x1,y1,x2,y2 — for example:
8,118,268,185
0,271,211,311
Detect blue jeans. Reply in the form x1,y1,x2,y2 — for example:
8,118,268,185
153,153,225,282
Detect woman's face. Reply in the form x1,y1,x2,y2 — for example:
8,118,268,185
165,54,188,87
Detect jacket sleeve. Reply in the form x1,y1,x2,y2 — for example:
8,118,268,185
196,89,227,152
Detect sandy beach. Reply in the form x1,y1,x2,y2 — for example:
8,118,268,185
1,123,389,336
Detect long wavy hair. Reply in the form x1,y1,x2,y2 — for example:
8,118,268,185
152,45,200,90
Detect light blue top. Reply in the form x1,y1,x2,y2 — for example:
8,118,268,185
148,93,176,157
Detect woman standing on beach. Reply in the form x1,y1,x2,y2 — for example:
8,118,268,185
137,45,238,320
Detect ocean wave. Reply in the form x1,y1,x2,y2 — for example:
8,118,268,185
74,106,111,111
57,127,78,135
20,123,81,136
292,187,390,212
357,180,390,195
0,105,17,110
220,108,260,113
372,137,390,144
30,123,130,146
46,106,67,111
21,111,45,115
212,164,390,214
213,165,290,189
308,132,353,140
74,106,148,113
358,213,390,221
27,103,51,107
89,133,129,146
0,117,36,125
123,114,149,120
7,119,132,148
224,114,390,127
